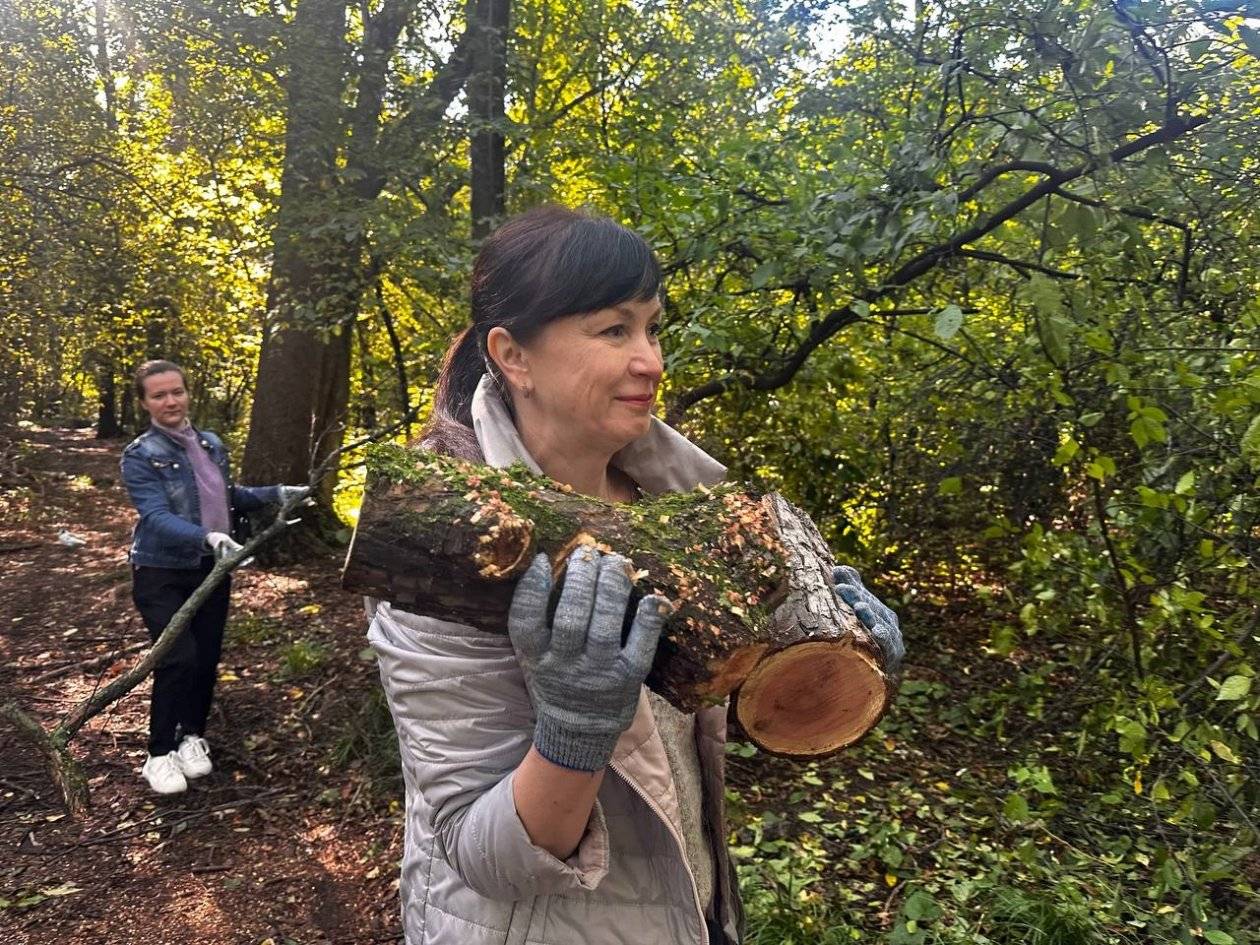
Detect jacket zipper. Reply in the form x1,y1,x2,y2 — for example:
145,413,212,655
607,758,710,945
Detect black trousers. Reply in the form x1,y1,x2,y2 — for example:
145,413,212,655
131,558,231,755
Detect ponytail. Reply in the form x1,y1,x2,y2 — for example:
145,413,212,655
417,327,486,460
434,326,486,429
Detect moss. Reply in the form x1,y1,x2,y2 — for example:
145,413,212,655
365,442,779,622
367,444,571,535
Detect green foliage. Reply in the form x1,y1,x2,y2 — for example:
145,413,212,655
277,638,331,678
227,613,283,646
330,685,401,793
3,0,1257,939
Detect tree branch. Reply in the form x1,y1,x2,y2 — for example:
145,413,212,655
376,23,476,177
957,248,1079,280
667,113,1210,420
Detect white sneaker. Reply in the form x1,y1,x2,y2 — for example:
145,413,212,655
142,752,188,794
176,735,212,779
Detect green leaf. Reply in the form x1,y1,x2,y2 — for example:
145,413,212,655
1216,675,1252,701
934,304,963,340
750,261,776,289
1003,793,1030,820
1053,438,1079,465
1043,316,1070,365
903,890,941,921
1086,454,1116,481
938,476,962,496
1204,932,1236,945
1239,25,1260,59
1210,740,1241,764
1241,413,1260,469
1175,470,1195,495
1027,764,1058,795
1023,273,1063,318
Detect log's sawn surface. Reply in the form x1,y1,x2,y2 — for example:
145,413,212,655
344,444,895,757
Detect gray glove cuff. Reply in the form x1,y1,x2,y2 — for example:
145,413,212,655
533,714,620,773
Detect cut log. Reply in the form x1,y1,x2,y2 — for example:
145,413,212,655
343,444,896,758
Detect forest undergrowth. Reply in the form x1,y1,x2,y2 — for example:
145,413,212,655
3,426,1255,944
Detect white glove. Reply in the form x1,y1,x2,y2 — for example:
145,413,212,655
278,485,311,505
205,531,244,561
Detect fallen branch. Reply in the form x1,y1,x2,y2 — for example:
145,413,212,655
343,445,896,758
3,493,309,816
27,641,148,686
0,542,40,553
4,410,437,816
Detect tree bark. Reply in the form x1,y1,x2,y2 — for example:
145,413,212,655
343,445,895,758
96,364,121,438
470,0,510,238
240,0,352,497
241,2,476,509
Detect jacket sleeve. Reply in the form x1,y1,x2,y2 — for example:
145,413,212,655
230,483,280,511
368,603,611,900
120,450,209,551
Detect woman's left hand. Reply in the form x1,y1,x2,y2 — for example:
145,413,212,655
832,565,904,675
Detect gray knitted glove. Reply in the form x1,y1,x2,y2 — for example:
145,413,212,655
508,546,669,772
833,565,904,675
277,485,311,505
205,531,244,562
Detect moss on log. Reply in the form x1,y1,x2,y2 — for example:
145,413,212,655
344,444,895,756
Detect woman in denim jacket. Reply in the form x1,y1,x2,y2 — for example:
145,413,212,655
120,360,307,795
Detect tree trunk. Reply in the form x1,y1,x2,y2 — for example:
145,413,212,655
240,0,354,497
469,0,509,238
241,0,474,505
342,445,895,758
96,365,121,438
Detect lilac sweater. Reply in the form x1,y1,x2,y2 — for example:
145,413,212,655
159,423,232,536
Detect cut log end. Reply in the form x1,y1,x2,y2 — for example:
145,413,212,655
690,643,768,703
734,641,888,758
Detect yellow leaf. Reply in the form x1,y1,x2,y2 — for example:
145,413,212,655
934,781,950,792
885,873,898,887
1133,771,1143,795
1210,741,1240,764
884,738,896,750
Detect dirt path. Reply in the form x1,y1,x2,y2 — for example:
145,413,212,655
1,427,403,945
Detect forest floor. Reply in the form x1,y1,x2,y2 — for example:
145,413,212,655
1,424,1002,945
1,427,404,945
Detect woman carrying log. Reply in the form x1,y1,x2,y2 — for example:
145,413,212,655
365,205,904,945
120,360,309,795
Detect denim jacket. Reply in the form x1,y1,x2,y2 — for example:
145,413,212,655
120,424,279,569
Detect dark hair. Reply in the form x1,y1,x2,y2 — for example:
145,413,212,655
421,205,662,458
134,359,187,400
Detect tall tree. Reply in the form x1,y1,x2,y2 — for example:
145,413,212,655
240,1,474,505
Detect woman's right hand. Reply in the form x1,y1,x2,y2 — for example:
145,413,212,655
508,546,669,772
